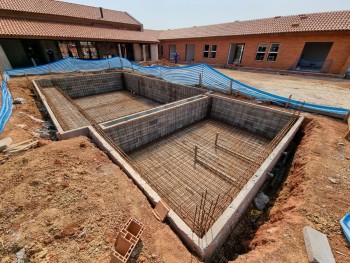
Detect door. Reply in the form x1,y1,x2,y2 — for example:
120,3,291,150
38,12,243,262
233,44,244,64
169,45,176,60
185,44,195,62
297,42,333,72
227,44,245,65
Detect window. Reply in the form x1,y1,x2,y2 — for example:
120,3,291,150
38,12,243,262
203,44,210,58
211,45,217,58
267,43,280,62
255,43,267,61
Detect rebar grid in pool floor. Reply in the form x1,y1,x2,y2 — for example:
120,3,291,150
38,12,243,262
74,90,161,123
128,118,271,236
41,87,90,131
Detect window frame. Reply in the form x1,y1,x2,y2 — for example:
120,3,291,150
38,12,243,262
266,43,280,62
203,44,210,58
255,43,268,61
210,44,217,59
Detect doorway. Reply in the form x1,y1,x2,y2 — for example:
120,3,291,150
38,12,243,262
169,45,176,61
185,44,195,62
297,42,333,72
227,44,245,65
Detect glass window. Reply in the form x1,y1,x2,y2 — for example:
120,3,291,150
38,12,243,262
210,45,217,58
203,44,209,58
255,43,267,61
267,43,280,62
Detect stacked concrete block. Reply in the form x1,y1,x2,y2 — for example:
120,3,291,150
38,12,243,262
104,96,209,153
210,95,292,139
36,72,124,99
111,218,145,263
123,72,204,104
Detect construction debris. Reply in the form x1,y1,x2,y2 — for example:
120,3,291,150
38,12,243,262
111,218,145,263
3,139,39,156
13,98,24,104
139,59,178,67
303,226,336,263
153,200,170,222
254,192,270,210
0,137,12,152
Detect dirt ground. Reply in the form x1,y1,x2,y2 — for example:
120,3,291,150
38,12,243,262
218,69,350,109
1,73,350,262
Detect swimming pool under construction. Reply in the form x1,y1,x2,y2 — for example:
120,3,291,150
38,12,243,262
33,71,303,261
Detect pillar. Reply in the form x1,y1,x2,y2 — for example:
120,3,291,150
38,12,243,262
133,44,142,61
142,44,146,61
118,44,122,58
150,44,159,61
0,44,12,70
75,41,84,59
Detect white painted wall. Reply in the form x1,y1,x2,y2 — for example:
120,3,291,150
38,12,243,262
133,44,142,61
151,44,159,61
0,44,12,70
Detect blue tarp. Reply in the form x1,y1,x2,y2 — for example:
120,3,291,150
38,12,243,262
132,63,349,117
0,81,13,133
2,57,349,129
341,212,350,243
4,56,132,79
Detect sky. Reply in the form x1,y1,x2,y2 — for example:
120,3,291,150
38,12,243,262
62,0,350,30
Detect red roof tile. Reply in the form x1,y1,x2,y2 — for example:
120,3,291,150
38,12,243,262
159,11,350,40
0,17,158,43
0,0,141,26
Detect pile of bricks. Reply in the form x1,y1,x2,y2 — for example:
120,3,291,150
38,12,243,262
110,218,145,263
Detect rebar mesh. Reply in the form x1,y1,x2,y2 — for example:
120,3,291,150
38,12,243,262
122,116,297,237
74,91,160,123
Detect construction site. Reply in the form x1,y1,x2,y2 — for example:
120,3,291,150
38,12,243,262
29,71,302,255
0,1,350,263
1,64,349,262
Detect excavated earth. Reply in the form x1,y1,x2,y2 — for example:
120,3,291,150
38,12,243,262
0,73,349,263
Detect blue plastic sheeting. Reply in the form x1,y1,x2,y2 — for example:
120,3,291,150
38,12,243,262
341,212,350,243
4,56,132,79
132,63,349,117
3,58,349,118
340,212,350,243
0,81,13,133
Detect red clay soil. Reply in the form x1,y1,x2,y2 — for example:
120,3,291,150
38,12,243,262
234,117,350,263
1,74,349,263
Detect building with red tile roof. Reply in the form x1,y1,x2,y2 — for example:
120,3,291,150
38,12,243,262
0,1,349,75
0,0,159,68
159,11,350,75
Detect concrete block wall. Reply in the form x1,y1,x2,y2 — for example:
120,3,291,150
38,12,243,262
104,97,209,153
123,72,204,104
36,72,124,99
210,95,292,139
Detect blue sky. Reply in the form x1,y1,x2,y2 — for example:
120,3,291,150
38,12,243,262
62,0,350,30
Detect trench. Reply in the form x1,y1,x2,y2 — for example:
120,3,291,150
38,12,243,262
210,124,306,263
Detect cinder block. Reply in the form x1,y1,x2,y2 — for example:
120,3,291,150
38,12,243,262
303,226,335,263
110,218,145,263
